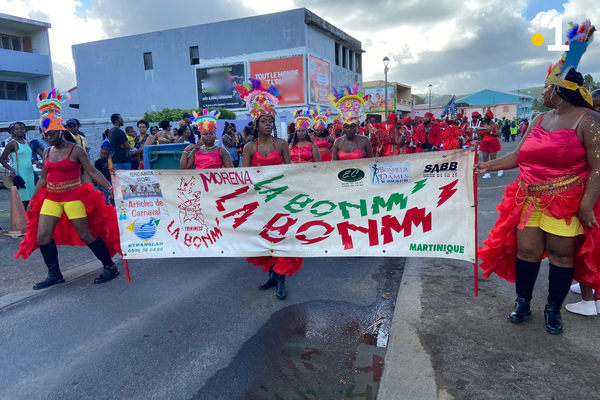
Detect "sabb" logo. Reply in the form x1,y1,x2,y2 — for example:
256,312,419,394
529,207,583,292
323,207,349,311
423,162,458,173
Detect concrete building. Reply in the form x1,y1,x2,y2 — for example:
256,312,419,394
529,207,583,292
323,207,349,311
0,13,54,122
72,8,364,121
456,89,533,120
363,80,412,121
413,104,445,119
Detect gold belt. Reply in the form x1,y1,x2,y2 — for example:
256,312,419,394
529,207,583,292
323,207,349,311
519,175,584,197
47,178,81,193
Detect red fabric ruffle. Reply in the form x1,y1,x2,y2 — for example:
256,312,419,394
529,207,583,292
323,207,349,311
479,176,600,292
246,256,304,276
479,137,501,153
320,152,332,162
14,183,122,260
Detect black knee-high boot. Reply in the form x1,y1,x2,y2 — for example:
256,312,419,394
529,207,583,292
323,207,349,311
545,264,575,335
276,274,287,300
87,237,120,284
509,258,541,323
259,266,277,290
33,240,65,290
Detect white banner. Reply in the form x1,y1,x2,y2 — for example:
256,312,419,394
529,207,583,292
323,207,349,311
112,150,476,262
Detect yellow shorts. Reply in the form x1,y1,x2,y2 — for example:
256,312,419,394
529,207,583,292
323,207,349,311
522,197,584,237
40,199,87,220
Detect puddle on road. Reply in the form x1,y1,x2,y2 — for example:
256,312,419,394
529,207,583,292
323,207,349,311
193,259,405,400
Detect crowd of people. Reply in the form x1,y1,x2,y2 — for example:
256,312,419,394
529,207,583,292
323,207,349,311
3,19,600,336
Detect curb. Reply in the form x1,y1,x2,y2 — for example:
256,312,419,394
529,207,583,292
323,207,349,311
0,258,105,310
377,257,438,400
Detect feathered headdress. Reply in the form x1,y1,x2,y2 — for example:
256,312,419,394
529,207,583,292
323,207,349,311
192,109,219,132
37,88,70,133
329,84,364,125
546,20,595,106
313,106,331,130
235,78,281,120
294,109,315,130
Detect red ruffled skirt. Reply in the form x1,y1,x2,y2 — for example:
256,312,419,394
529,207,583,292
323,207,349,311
382,144,400,157
320,152,332,162
443,138,460,151
479,177,600,292
15,183,122,259
479,137,501,153
246,256,304,276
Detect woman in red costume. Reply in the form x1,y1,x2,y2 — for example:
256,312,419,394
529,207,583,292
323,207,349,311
442,119,461,151
370,123,386,157
289,109,321,163
382,113,402,157
329,85,374,160
476,109,503,178
180,110,233,170
237,79,297,300
474,20,600,334
16,89,121,289
312,107,334,161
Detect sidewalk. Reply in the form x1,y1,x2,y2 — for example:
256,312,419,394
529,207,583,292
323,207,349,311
0,187,111,303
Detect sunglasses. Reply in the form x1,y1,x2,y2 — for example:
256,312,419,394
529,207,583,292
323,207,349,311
66,124,77,128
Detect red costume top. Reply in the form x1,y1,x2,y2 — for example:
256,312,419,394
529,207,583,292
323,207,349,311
479,111,600,292
338,138,366,160
290,144,314,163
382,126,401,156
313,137,333,162
247,139,302,276
252,141,282,166
194,149,223,169
442,124,460,151
370,123,385,157
45,146,82,202
15,145,121,260
414,122,442,152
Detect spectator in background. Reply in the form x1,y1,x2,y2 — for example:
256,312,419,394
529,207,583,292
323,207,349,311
157,120,175,143
242,125,254,145
286,122,295,144
222,122,239,167
592,89,600,112
176,124,192,144
65,118,94,184
0,122,36,209
109,113,131,170
131,120,150,166
102,129,111,149
125,126,139,170
94,147,113,205
30,125,50,161
502,117,511,142
182,113,197,144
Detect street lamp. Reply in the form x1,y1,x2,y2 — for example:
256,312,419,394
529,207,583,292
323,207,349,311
383,56,390,120
428,84,432,114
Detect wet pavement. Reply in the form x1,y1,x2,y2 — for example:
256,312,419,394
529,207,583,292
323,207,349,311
0,255,404,400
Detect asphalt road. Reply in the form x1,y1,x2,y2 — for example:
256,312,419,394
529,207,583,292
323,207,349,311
0,255,404,400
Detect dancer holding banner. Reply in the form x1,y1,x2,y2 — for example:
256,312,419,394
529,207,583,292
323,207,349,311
237,78,298,300
180,110,233,170
15,89,121,289
289,109,321,163
329,85,374,160
475,20,600,334
311,107,334,162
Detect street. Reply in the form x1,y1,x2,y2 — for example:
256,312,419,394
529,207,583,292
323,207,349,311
1,138,599,400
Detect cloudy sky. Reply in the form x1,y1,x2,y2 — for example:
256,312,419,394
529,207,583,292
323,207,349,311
2,0,600,95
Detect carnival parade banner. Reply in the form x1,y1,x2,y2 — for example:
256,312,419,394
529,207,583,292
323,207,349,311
112,150,476,262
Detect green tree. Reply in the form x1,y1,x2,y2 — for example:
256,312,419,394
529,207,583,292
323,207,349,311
414,95,426,105
143,107,237,122
532,98,551,112
583,74,598,91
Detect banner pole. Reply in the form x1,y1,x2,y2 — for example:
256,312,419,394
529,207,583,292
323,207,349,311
108,158,130,282
124,259,131,282
473,143,479,297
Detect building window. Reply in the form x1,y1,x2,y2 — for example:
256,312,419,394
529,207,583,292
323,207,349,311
349,50,354,71
335,43,340,66
356,53,362,74
0,34,21,51
0,81,28,101
143,52,153,70
503,106,509,113
342,46,347,69
190,46,199,65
